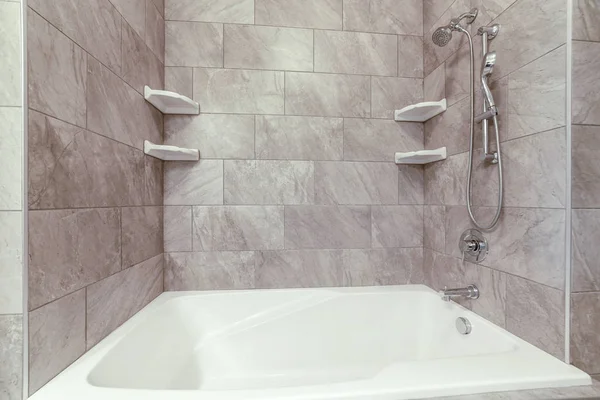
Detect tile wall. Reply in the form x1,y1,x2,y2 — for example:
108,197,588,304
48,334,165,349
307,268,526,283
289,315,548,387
27,0,165,393
163,0,426,290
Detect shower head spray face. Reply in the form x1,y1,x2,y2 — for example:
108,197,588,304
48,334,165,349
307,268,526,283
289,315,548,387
432,26,453,47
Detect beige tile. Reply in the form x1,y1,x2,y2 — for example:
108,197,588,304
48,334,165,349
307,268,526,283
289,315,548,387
573,0,600,41
573,41,600,125
29,290,86,394
165,67,193,99
572,209,600,292
165,21,223,67
86,254,163,347
165,0,254,24
255,0,342,29
285,72,370,117
164,159,224,205
371,205,423,248
423,205,444,252
398,36,423,78
110,0,146,38
164,206,192,252
121,21,164,94
573,125,600,208
194,68,284,114
145,0,165,62
371,77,423,119
121,206,163,269
0,212,22,314
28,209,121,309
343,0,422,35
342,248,423,286
0,314,22,399
424,62,445,102
255,116,343,161
0,2,21,106
0,108,22,210
314,30,397,77
572,292,600,374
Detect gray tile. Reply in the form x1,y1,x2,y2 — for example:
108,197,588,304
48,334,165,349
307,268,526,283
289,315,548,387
165,67,193,99
471,0,517,25
121,206,163,269
343,0,423,35
164,160,224,205
165,251,255,290
506,275,564,359
86,254,163,347
573,0,600,41
165,114,255,159
193,206,284,251
165,21,223,67
110,0,146,38
194,68,284,114
314,30,397,77
143,155,164,206
28,208,121,310
371,77,423,119
28,9,87,127
29,290,86,394
399,165,424,205
255,0,342,29
398,35,423,78
87,57,163,150
424,62,445,102
0,212,23,314
445,43,470,106
423,0,454,33
165,0,254,23
164,206,192,252
465,263,507,328
573,125,600,208
145,0,165,62
255,116,343,161
121,21,164,94
29,0,122,74
425,96,470,156
572,209,600,292
573,41,600,125
285,72,370,118
255,250,344,288
315,162,399,205
0,314,22,400
224,160,314,205
424,152,468,206
423,205,445,252
224,25,313,72
344,119,423,162
0,108,22,210
371,205,423,248
0,2,21,106
571,292,600,375
284,206,370,249
342,248,423,286
151,0,164,16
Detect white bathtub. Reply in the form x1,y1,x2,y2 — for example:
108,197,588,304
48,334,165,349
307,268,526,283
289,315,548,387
31,285,591,400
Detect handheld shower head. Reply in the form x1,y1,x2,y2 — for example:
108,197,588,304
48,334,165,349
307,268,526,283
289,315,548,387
432,26,453,47
481,51,496,77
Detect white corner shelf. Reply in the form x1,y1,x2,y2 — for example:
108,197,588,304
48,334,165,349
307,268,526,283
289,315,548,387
144,140,199,161
395,147,447,165
394,99,447,122
144,86,199,115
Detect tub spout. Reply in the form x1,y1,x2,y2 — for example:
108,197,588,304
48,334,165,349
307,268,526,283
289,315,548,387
439,285,479,302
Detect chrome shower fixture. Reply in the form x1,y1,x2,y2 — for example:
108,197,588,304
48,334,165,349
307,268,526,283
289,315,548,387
431,8,478,47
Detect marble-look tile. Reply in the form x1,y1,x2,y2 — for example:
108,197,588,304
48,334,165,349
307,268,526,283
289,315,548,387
151,0,165,16
28,111,150,209
255,116,343,161
315,162,399,205
424,62,445,102
344,119,423,162
0,212,22,314
508,46,566,139
399,165,424,205
86,254,163,347
573,41,600,125
144,155,163,206
255,250,345,288
371,206,423,248
445,43,470,106
466,264,507,328
572,209,600,292
285,73,370,118
165,114,254,159
165,251,255,290
471,0,517,26
423,0,454,33
371,77,423,119
0,314,22,400
0,2,21,106
0,108,22,210
165,0,254,23
164,206,192,252
314,30,397,77
29,0,121,74
29,290,85,394
343,248,423,286
422,251,466,302
424,152,468,206
193,206,284,251
28,9,87,127
165,21,223,67
343,0,423,35
255,0,342,29
571,292,600,374
225,25,313,72
432,381,600,399
110,0,146,38
506,275,564,359
425,96,470,156
284,206,370,249
573,125,600,208
398,36,423,78
573,0,600,41
194,68,284,114
423,205,445,252
28,208,121,310
122,21,164,94
121,206,163,268
165,67,193,99
87,58,162,150
491,0,566,78
224,160,314,205
145,0,165,63
164,160,224,205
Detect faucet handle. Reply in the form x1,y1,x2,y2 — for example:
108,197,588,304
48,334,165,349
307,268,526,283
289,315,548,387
460,229,488,263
